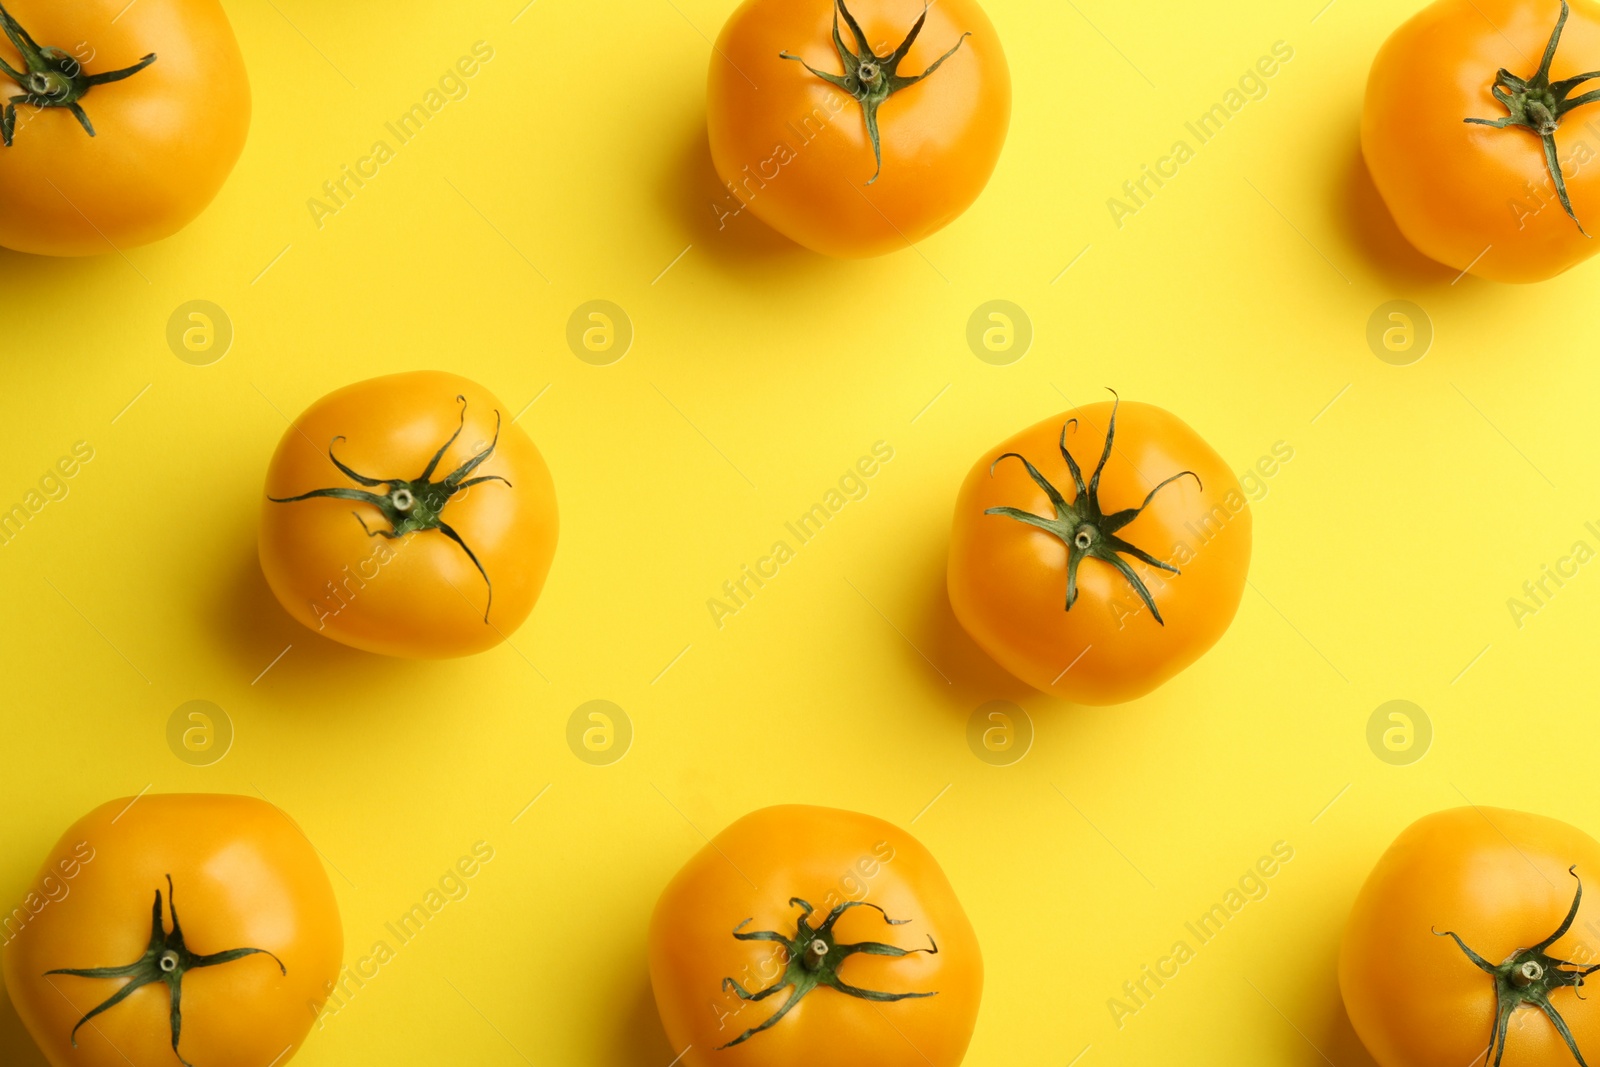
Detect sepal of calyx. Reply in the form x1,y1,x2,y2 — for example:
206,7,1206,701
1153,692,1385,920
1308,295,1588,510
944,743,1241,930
1465,0,1600,234
0,1,156,147
985,391,1199,626
716,897,938,1048
780,0,970,184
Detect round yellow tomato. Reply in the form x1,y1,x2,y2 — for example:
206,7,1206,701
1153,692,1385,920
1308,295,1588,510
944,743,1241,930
649,805,982,1067
258,370,558,659
1364,0,1600,282
1341,807,1600,1067
947,396,1251,705
2,794,341,1067
0,0,249,256
706,0,1010,257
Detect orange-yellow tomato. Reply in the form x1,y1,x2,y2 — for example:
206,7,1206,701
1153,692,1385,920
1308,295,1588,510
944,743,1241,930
258,371,558,659
649,805,982,1067
1364,0,1600,282
1341,807,1600,1067
0,0,249,256
707,0,1010,257
948,398,1251,705
2,794,341,1067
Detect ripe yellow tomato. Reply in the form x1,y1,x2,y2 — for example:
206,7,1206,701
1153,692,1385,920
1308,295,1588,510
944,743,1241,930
0,0,249,256
706,0,1010,257
947,397,1251,705
1341,807,1600,1067
1364,0,1600,282
258,371,558,659
649,805,982,1067
2,794,341,1067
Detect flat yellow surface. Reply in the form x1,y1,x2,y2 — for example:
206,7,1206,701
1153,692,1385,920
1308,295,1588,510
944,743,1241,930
2,0,1598,1064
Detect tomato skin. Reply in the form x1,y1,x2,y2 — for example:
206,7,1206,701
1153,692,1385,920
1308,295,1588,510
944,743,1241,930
648,805,982,1067
2,794,341,1067
1340,807,1600,1067
706,0,1010,258
947,401,1251,706
1363,0,1600,283
0,0,249,256
258,371,558,659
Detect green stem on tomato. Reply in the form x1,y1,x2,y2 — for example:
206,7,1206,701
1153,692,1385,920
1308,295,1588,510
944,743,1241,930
1464,0,1600,234
0,1,156,147
779,0,970,184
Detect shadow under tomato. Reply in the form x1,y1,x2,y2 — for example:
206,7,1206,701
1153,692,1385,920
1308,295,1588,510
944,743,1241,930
654,118,823,273
204,542,436,700
1336,131,1456,293
0,993,48,1067
601,973,675,1066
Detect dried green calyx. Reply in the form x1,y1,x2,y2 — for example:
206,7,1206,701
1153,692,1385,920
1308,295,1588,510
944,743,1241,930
718,897,938,1048
1464,0,1600,234
268,395,510,622
780,0,970,184
986,391,1198,626
45,875,285,1067
1435,866,1600,1066
0,1,156,146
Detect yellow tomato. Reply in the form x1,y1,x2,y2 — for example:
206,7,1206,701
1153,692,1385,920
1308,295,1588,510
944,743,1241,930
2,794,341,1067
707,0,1010,257
0,0,249,255
649,805,982,1067
948,397,1251,705
1364,0,1600,282
258,371,558,659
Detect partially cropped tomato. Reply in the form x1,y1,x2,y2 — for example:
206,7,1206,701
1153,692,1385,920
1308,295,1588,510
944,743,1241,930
947,395,1251,705
706,0,1009,257
1364,0,1600,282
1341,807,1600,1067
259,370,558,659
2,794,341,1067
0,0,249,256
649,805,981,1067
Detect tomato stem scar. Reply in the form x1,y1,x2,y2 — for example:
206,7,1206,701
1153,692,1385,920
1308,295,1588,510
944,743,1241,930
0,1,156,147
1464,0,1600,235
267,394,510,623
43,875,285,1067
985,389,1200,627
718,898,938,1048
779,0,971,184
1434,865,1600,1067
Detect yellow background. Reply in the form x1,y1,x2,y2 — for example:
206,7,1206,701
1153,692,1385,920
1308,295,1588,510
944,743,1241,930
2,0,1598,1063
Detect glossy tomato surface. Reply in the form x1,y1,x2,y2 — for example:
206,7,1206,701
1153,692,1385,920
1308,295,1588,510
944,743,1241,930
258,370,558,659
0,0,250,256
948,400,1251,705
1341,807,1600,1067
2,794,341,1067
707,0,1010,257
1363,0,1600,282
649,805,981,1067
